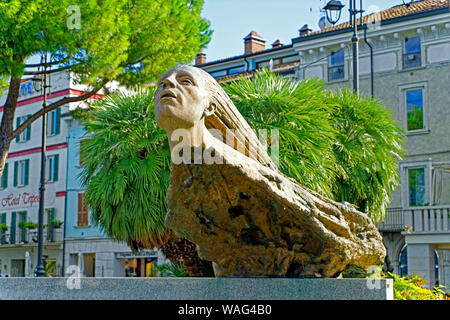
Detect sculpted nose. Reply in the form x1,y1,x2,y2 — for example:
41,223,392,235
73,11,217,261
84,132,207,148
162,77,176,89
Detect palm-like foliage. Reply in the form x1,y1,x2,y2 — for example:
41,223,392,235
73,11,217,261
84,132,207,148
329,89,404,223
223,69,337,196
79,88,170,245
224,70,404,224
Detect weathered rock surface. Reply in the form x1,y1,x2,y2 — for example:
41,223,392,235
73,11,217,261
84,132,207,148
155,65,386,278
165,144,386,278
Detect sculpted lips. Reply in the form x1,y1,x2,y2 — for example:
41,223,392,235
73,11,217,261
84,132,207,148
160,90,177,100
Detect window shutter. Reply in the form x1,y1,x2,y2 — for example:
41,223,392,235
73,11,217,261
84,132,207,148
25,114,31,141
24,159,30,186
77,193,88,227
13,161,18,187
55,108,61,135
10,212,16,244
15,117,20,142
46,113,50,136
20,211,27,242
1,163,8,188
54,155,59,181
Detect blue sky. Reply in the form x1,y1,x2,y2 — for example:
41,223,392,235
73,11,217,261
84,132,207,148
201,0,407,62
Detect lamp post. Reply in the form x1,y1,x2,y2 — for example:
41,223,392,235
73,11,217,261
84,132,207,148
32,53,50,277
323,0,364,94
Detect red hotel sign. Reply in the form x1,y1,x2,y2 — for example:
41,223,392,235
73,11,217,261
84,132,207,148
1,192,40,209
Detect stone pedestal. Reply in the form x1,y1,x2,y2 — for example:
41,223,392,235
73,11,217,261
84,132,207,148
0,277,393,300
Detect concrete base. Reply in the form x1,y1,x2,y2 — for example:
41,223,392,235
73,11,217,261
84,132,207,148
0,277,393,300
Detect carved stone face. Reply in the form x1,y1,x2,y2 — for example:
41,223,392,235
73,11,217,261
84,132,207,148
154,66,210,131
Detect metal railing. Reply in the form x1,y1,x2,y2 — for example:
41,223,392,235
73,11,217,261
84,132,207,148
377,207,404,232
0,229,63,245
404,205,450,234
328,65,345,81
403,51,422,69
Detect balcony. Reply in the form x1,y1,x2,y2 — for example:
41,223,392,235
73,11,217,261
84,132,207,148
404,205,450,235
0,229,63,245
378,205,450,235
378,207,404,232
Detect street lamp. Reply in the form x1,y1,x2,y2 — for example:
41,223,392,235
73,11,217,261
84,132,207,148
31,53,50,277
323,0,364,94
323,0,345,25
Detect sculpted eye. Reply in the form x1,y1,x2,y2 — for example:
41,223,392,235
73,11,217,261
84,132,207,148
181,78,193,85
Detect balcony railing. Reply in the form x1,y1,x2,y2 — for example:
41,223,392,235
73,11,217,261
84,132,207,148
0,229,63,245
403,51,422,69
404,205,450,234
328,65,345,81
378,207,404,232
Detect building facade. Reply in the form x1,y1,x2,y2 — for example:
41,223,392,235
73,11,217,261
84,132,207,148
0,71,74,276
63,120,164,277
197,0,450,288
0,70,165,277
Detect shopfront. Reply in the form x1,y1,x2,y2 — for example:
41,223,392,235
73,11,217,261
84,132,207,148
116,250,158,277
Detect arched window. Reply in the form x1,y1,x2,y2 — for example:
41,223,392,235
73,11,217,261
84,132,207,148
434,250,439,286
399,245,408,277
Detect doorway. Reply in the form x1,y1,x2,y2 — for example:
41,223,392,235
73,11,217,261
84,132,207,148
11,259,25,277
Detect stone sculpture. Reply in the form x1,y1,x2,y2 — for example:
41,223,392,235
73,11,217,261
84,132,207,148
154,65,386,277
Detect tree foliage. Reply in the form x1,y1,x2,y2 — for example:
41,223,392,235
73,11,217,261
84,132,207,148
79,88,170,243
0,0,211,176
223,69,337,196
0,0,211,84
328,89,404,223
224,70,404,224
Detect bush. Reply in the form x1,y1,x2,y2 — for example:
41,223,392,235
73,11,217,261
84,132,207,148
388,273,445,300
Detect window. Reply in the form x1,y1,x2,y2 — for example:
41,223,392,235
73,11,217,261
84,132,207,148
406,88,424,131
0,163,8,189
15,115,31,143
47,154,59,182
209,65,245,78
227,66,245,75
328,49,345,81
408,167,426,206
47,108,61,136
403,35,421,69
13,159,29,187
77,193,89,227
209,70,227,78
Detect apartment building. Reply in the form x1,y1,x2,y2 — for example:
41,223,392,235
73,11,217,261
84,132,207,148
0,71,76,276
197,0,450,288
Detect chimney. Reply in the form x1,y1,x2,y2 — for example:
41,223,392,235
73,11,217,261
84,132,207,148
271,40,283,49
244,31,266,54
195,53,206,66
299,24,312,37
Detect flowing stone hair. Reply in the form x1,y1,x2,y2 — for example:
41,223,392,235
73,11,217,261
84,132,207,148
179,65,277,170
